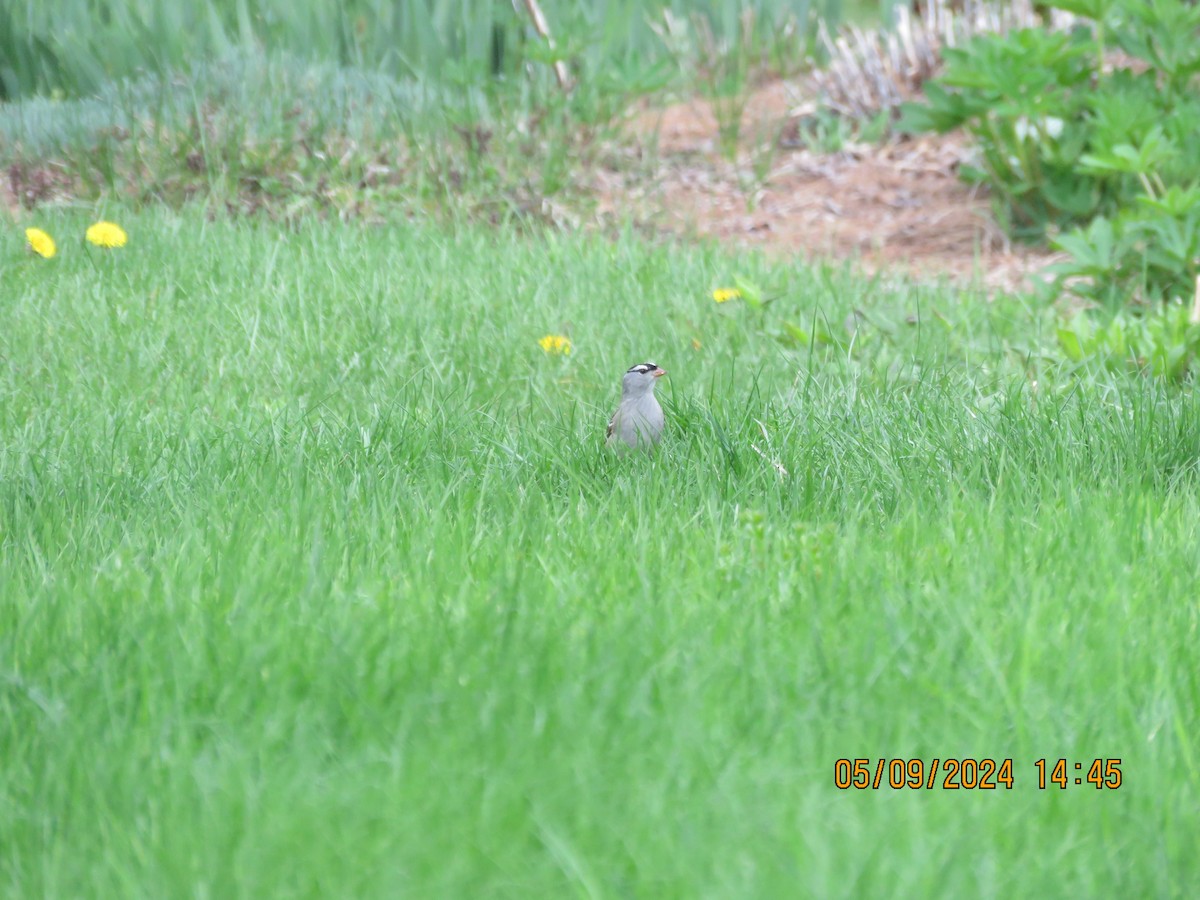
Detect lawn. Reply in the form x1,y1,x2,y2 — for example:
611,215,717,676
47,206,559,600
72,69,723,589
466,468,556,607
1,209,1198,896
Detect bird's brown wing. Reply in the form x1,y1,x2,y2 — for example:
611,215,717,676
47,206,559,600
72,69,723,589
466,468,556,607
605,414,616,441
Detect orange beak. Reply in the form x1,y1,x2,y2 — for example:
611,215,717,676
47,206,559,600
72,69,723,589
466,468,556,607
653,367,667,378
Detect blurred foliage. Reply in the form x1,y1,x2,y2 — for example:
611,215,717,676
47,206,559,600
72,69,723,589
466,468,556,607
0,0,837,102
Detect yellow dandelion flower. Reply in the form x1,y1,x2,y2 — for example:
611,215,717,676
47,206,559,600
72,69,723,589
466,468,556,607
712,287,742,303
86,221,128,248
538,334,572,356
25,227,56,259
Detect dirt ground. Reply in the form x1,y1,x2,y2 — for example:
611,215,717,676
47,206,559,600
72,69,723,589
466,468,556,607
604,79,1062,292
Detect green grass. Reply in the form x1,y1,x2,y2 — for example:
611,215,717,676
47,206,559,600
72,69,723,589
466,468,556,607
2,208,1199,896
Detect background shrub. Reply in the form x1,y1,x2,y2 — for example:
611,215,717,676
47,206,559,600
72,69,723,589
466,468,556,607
900,0,1200,305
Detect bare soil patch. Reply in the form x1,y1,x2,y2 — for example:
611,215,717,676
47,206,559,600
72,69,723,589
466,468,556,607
604,80,1062,292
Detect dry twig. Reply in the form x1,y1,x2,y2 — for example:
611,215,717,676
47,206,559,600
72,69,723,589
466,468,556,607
520,0,572,92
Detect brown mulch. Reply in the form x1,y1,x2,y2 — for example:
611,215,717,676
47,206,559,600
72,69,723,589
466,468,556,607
600,80,1063,292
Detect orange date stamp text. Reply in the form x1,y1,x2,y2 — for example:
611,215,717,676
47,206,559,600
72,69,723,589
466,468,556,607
833,758,1123,790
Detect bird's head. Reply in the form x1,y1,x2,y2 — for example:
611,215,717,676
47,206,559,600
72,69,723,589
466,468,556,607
622,362,666,398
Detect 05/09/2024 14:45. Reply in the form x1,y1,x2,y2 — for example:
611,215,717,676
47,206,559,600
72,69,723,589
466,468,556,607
832,758,1123,790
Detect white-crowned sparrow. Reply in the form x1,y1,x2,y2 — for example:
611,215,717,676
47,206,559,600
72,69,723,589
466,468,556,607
606,362,666,453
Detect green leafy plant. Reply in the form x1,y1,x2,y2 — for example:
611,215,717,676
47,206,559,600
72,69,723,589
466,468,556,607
1056,298,1200,380
899,0,1200,306
898,26,1100,235
1049,186,1200,306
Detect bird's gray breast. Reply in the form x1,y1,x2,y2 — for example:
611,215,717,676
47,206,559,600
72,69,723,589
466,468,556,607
616,394,663,448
